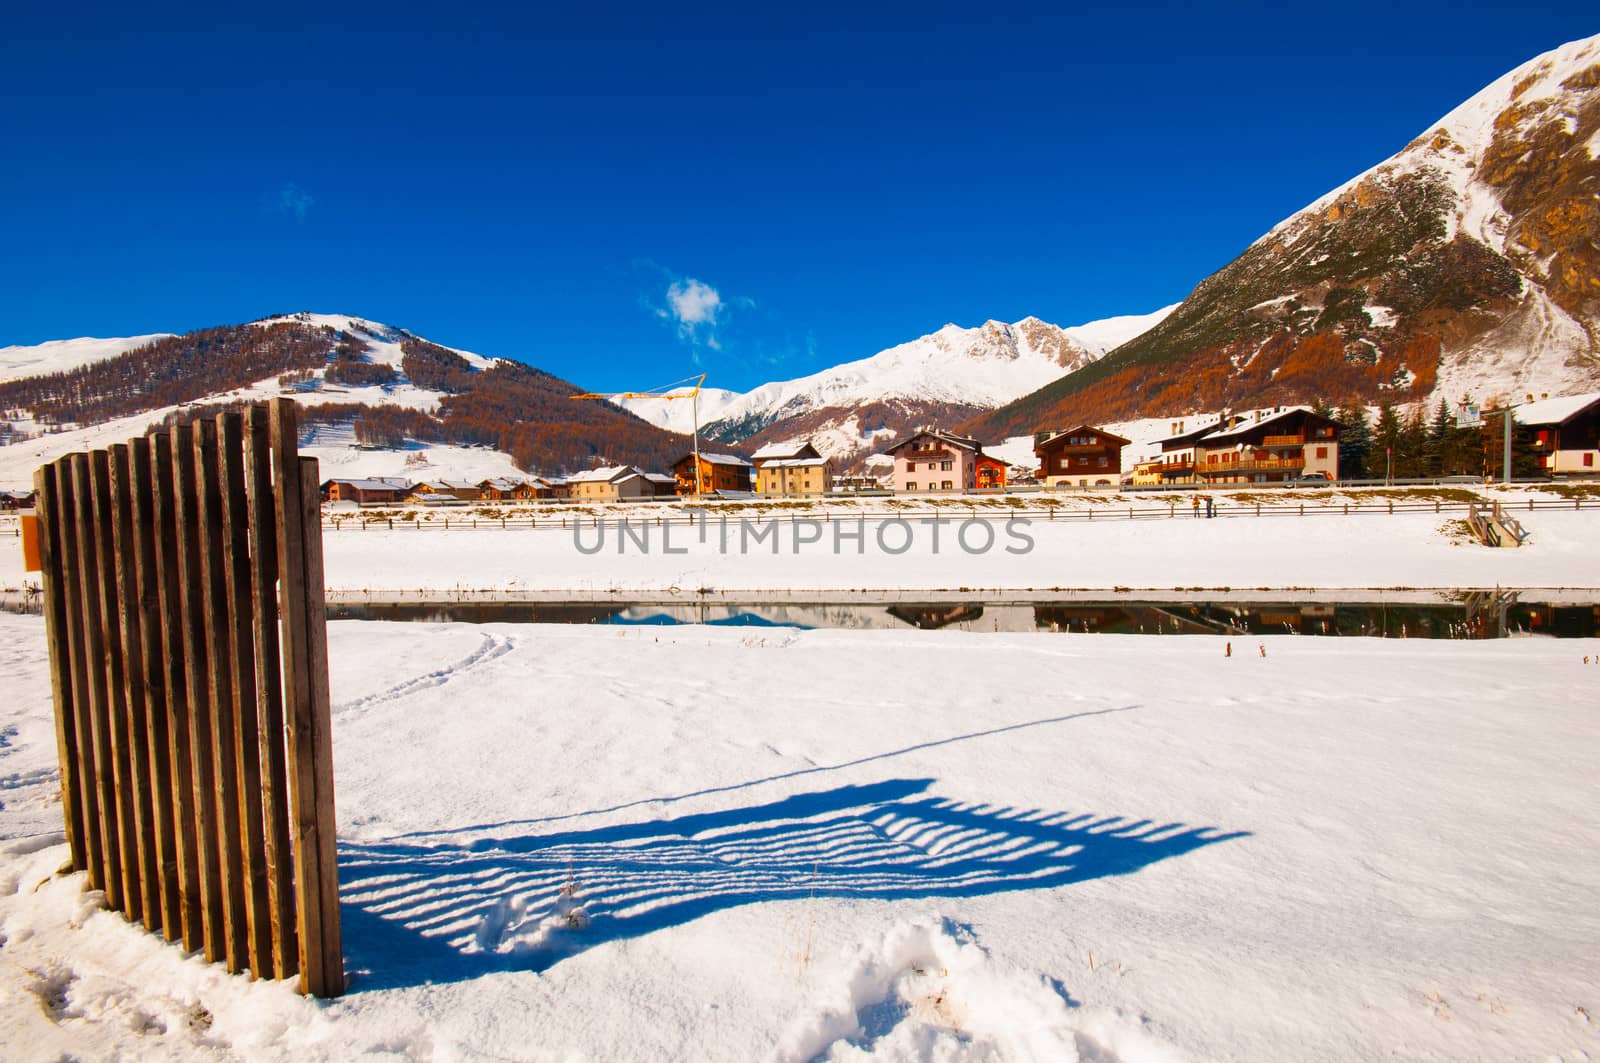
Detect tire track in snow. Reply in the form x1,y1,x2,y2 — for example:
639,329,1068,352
334,633,516,718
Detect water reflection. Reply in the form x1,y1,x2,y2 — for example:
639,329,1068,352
325,594,1600,639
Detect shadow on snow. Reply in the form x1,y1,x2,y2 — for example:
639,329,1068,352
339,775,1247,991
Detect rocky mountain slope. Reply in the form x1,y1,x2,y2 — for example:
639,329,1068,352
965,33,1600,442
621,308,1173,463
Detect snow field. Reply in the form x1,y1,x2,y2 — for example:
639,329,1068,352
1,613,1598,1060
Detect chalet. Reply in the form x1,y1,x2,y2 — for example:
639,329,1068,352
477,478,522,501
1193,407,1340,484
887,429,986,492
751,439,834,496
672,452,754,495
0,489,36,511
512,477,566,500
1515,391,1600,476
321,477,411,505
567,465,654,501
411,479,483,502
1150,416,1235,485
975,455,1008,490
1034,425,1131,489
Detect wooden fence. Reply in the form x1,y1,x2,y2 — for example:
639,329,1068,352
29,398,343,996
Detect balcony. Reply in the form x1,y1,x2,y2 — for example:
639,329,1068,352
1261,434,1305,447
1200,455,1306,475
1158,458,1194,475
1041,441,1113,455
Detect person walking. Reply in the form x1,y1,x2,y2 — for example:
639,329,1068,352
1192,494,1201,518
1206,496,1216,519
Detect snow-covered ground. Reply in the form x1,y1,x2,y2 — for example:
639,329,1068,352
191,511,1600,595
1,613,1597,1060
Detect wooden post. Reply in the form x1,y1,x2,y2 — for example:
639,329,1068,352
72,452,123,907
151,431,204,950
108,444,160,930
271,399,345,996
195,419,250,974
171,423,226,964
245,405,296,981
33,462,86,871
128,439,181,938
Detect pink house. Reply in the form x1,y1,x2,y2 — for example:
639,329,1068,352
886,429,984,492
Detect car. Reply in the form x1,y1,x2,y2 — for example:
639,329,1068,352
1287,472,1332,486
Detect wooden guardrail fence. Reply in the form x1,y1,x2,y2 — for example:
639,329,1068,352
29,397,343,996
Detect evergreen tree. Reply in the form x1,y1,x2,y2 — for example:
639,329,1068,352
1367,401,1403,480
1337,403,1371,479
1425,398,1452,476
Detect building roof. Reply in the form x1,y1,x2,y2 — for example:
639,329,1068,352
885,429,982,455
761,457,828,469
326,478,411,492
1036,424,1133,449
1200,406,1322,442
750,440,819,461
674,451,753,468
1514,391,1600,426
642,472,677,484
566,465,642,484
416,479,479,491
479,478,521,490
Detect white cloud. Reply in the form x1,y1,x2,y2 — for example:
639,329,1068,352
667,279,722,327
278,181,314,222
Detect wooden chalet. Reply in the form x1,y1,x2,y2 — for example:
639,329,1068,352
1516,391,1600,476
1193,407,1339,484
410,479,483,502
321,477,411,505
887,429,985,492
477,478,522,501
642,472,680,498
1034,425,1131,488
0,489,37,511
672,452,754,495
567,465,653,501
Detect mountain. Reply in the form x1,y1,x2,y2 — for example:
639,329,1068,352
0,313,691,488
964,33,1600,442
618,307,1174,463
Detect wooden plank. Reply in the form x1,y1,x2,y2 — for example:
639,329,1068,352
56,458,104,889
217,412,272,978
129,439,181,937
151,432,203,949
108,444,160,930
72,452,122,908
273,399,336,996
194,417,249,974
298,454,344,996
89,448,142,921
171,423,225,963
244,404,296,981
33,462,86,871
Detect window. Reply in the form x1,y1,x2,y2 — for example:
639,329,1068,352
1586,453,1595,467
942,480,953,490
1097,456,1107,467
941,460,952,471
1316,446,1328,458
907,481,917,490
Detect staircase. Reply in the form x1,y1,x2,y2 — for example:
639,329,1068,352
1467,501,1531,548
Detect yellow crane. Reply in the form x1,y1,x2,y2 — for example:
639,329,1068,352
570,373,710,498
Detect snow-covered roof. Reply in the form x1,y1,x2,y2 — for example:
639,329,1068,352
1201,406,1318,442
750,440,817,461
886,429,982,455
417,479,480,490
567,465,641,484
642,472,677,484
1514,391,1600,426
760,457,828,469
688,452,753,467
326,478,410,491
479,478,521,490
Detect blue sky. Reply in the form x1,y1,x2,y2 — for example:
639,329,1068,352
1,3,1589,392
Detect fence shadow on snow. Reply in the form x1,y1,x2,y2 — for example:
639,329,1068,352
337,777,1248,991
